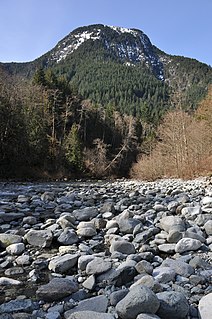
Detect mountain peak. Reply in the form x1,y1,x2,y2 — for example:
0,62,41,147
49,24,164,80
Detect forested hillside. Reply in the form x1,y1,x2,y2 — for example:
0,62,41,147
0,24,211,179
2,24,211,126
0,66,142,178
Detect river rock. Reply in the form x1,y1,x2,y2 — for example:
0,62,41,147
86,257,112,275
116,285,160,319
0,178,211,318
0,234,22,248
198,293,212,319
64,295,108,317
65,311,114,319
0,299,39,314
48,253,79,273
204,220,212,235
156,291,189,319
77,221,97,237
160,216,184,233
162,258,194,277
110,239,135,255
152,266,176,283
57,228,79,245
72,207,99,221
175,237,202,253
36,277,79,301
6,243,25,255
24,229,53,247
0,277,21,286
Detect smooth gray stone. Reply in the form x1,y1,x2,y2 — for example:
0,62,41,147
204,220,212,235
110,240,135,255
86,257,112,275
6,243,25,255
156,291,189,319
65,311,114,319
137,315,161,319
160,216,184,233
49,253,79,273
57,228,78,245
97,266,137,287
82,274,95,290
72,207,99,221
0,299,39,314
175,238,202,253
198,293,212,319
24,229,53,247
109,289,129,306
0,212,24,222
135,260,153,275
152,266,176,283
162,258,194,277
64,295,108,318
36,277,79,302
116,285,160,319
0,234,23,248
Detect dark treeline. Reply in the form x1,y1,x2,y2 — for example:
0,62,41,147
0,66,142,179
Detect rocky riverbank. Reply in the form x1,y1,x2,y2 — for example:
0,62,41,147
0,178,211,319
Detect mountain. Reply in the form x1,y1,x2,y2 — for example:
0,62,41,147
2,24,212,123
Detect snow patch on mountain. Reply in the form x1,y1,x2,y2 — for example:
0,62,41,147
51,29,101,63
49,24,164,80
109,26,138,37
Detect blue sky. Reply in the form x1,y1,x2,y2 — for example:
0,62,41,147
0,0,211,66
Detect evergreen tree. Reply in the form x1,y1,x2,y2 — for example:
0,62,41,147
64,123,83,170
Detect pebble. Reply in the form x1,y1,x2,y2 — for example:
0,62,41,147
0,178,211,318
